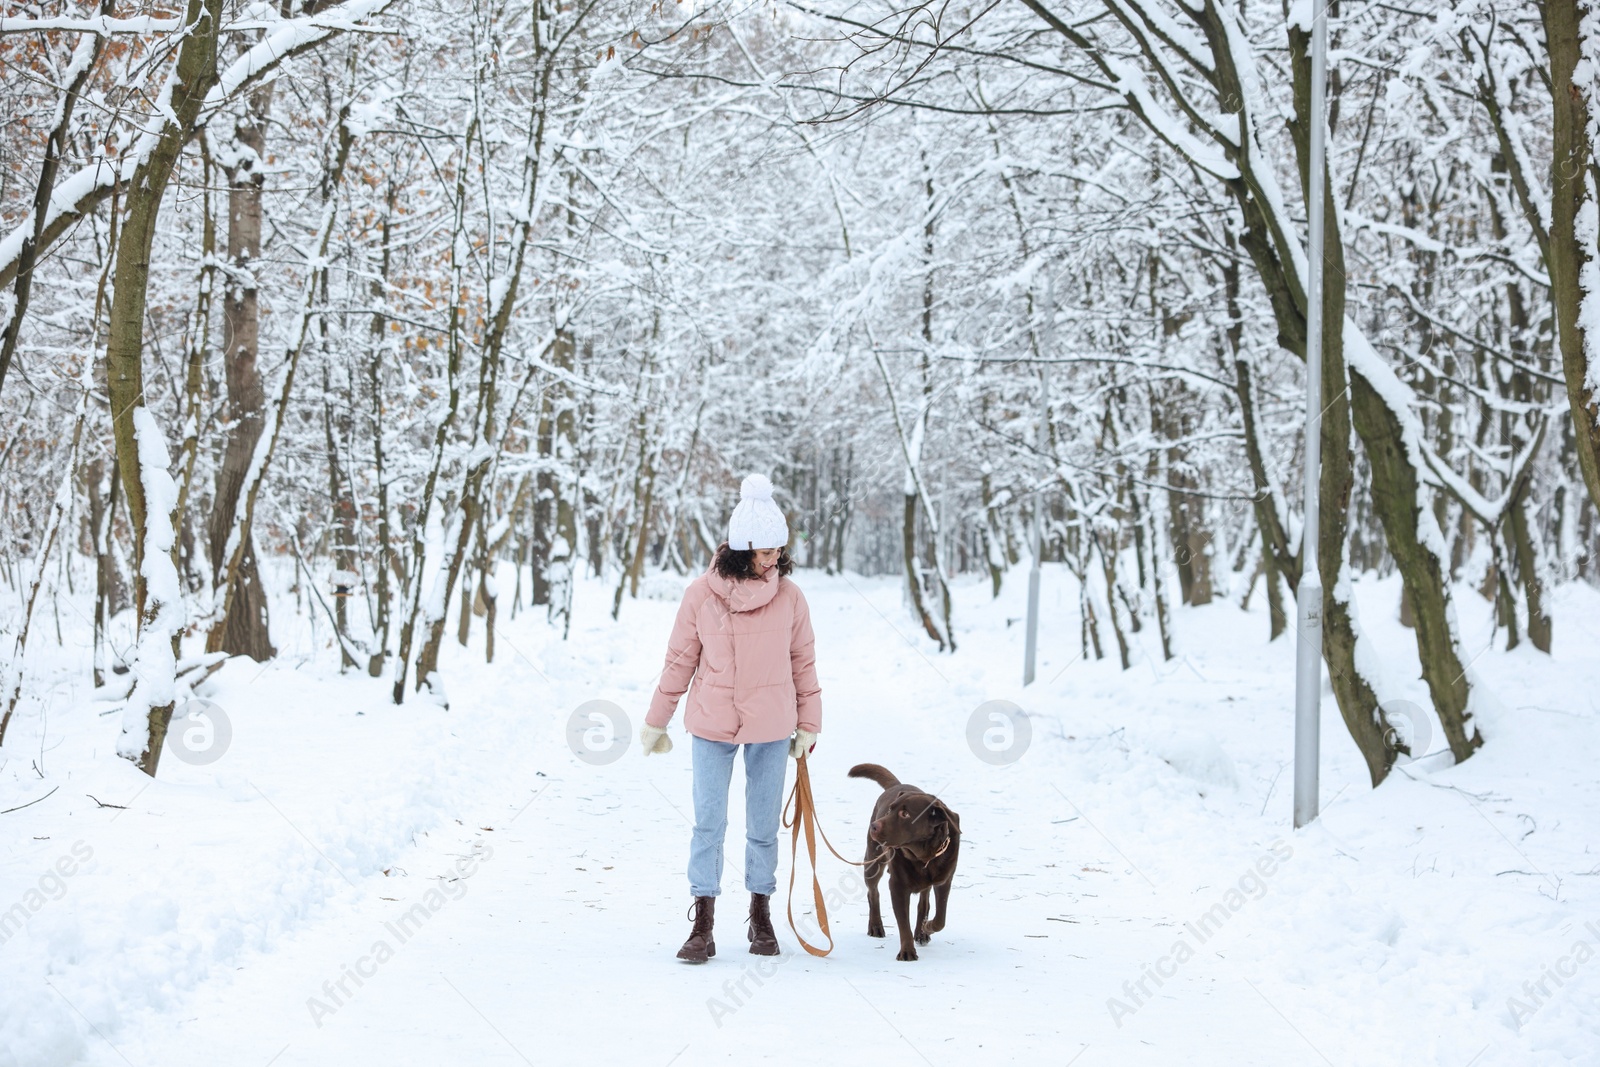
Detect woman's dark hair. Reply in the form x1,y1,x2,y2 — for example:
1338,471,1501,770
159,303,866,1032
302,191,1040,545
713,541,794,580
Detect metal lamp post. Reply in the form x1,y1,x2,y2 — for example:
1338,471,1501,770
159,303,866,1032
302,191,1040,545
1024,275,1054,686
1294,0,1330,830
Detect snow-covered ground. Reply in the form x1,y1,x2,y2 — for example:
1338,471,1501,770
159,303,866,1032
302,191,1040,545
2,563,1598,1066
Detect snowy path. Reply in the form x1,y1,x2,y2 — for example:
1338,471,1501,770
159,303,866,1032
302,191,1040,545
6,568,1599,1066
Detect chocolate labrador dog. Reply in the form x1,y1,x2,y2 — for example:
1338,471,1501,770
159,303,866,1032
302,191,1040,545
848,763,961,961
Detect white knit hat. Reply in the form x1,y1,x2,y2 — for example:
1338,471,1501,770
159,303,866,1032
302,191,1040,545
727,474,789,550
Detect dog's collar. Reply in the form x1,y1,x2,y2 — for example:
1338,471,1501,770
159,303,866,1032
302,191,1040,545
879,835,952,862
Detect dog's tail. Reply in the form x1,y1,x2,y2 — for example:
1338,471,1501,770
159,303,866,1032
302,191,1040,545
848,763,900,791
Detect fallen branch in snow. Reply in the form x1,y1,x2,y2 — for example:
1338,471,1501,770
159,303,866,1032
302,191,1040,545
1395,768,1502,803
1,786,59,815
175,652,229,689
91,675,136,703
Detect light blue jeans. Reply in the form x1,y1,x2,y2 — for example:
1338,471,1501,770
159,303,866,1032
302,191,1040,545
688,735,789,898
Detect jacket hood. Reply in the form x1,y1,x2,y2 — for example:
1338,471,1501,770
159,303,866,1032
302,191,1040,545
705,552,781,612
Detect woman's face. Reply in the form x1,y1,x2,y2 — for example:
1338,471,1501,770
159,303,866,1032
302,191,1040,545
753,548,780,574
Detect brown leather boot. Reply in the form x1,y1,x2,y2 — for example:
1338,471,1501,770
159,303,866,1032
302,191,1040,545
677,896,716,963
748,893,779,956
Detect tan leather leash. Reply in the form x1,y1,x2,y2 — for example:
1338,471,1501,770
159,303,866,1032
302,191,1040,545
782,756,864,957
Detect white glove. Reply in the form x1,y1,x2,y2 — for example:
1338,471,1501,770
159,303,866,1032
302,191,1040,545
789,728,818,760
640,723,673,756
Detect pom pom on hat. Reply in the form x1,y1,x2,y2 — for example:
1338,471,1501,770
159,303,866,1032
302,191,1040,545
727,473,789,550
740,473,774,502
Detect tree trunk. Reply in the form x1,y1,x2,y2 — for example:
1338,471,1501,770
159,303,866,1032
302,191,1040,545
480,566,496,664
208,98,356,665
1077,535,1105,662
1225,241,1300,609
457,571,475,648
612,391,657,621
416,487,478,699
1095,531,1132,670
585,485,605,578
392,113,476,704
1506,479,1553,653
979,460,1005,597
473,478,526,664
546,333,580,638
1144,452,1175,660
1347,370,1484,761
1544,0,1600,514
88,457,126,688
367,178,397,678
174,136,216,594
207,81,278,662
830,447,853,574
879,161,955,651
324,367,358,670
1263,542,1287,642
900,491,946,647
108,0,226,776
1163,394,1214,607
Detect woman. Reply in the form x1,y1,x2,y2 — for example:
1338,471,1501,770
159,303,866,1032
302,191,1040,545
639,473,822,963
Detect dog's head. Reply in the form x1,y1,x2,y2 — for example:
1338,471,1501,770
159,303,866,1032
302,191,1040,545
869,791,959,852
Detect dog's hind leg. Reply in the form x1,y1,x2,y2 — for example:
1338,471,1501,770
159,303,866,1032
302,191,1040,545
864,850,886,938
914,891,932,944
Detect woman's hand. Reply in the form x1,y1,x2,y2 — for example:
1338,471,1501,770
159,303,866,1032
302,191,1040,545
640,723,673,756
789,729,817,760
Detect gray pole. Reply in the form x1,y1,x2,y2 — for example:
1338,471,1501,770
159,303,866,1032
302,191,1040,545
1024,276,1053,686
1294,0,1329,829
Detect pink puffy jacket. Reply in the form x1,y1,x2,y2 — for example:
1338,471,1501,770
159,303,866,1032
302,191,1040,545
645,557,821,744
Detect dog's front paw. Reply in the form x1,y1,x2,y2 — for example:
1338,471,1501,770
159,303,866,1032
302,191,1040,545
896,945,919,962
867,919,885,938
914,923,931,945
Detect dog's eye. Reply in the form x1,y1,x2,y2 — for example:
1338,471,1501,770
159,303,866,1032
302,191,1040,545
899,810,909,818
